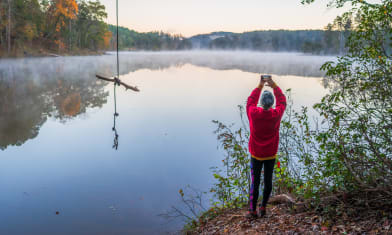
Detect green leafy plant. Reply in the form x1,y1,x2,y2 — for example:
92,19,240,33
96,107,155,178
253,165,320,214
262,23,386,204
309,0,392,194
211,107,250,208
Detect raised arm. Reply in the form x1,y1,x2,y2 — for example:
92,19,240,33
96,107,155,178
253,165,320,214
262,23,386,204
266,79,286,118
246,77,265,116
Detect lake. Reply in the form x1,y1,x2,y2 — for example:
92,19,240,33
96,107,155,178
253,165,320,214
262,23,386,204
0,51,333,234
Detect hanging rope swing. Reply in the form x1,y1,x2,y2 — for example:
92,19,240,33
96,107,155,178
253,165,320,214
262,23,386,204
95,0,139,150
96,0,139,92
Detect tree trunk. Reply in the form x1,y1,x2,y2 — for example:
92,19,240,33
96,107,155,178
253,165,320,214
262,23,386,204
78,29,81,48
69,19,71,52
339,31,344,55
7,0,11,55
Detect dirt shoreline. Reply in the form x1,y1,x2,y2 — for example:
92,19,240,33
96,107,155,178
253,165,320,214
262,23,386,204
187,204,391,234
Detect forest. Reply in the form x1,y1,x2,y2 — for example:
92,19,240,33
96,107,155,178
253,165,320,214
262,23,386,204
189,13,357,54
107,14,356,54
0,0,379,56
107,25,192,51
0,0,114,57
0,0,193,57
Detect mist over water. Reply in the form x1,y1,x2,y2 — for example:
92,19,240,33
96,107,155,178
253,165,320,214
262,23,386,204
111,50,334,77
0,51,332,234
0,51,334,80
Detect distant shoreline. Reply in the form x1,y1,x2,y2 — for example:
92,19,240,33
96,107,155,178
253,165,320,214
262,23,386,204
0,49,107,59
0,49,340,59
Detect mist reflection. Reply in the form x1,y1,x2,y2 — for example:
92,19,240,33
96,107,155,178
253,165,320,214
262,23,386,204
0,51,332,150
0,58,109,150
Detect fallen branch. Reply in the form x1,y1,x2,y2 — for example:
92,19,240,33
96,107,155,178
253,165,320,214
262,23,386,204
96,74,140,92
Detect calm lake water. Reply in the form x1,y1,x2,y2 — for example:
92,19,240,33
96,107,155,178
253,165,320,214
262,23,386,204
0,51,333,234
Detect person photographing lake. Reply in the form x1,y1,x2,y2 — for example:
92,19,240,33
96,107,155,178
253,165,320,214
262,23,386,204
246,75,287,219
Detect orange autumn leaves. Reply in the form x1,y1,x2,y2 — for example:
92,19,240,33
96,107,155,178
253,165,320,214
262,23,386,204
47,0,111,50
54,0,78,20
54,39,65,50
51,0,78,33
61,93,81,116
49,0,78,51
103,31,112,48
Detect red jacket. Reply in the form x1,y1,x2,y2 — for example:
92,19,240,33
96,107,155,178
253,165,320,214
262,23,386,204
246,87,287,159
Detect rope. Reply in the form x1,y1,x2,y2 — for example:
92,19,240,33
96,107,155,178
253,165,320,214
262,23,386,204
116,0,119,79
113,113,119,149
94,0,138,149
112,0,120,149
114,0,119,115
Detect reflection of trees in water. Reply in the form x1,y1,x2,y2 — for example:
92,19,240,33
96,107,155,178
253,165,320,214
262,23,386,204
113,52,332,78
0,78,49,150
0,52,332,149
60,93,81,117
49,76,108,122
114,52,334,89
0,58,110,150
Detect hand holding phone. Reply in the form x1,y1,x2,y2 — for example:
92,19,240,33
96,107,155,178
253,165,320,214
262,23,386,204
261,75,272,81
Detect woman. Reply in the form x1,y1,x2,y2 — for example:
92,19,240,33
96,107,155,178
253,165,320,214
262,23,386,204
245,75,287,218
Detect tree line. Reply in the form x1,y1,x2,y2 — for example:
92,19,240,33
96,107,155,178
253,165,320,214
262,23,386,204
0,0,378,57
0,0,194,57
107,25,192,51
0,0,111,57
107,26,351,54
189,12,365,55
190,30,345,55
106,11,365,55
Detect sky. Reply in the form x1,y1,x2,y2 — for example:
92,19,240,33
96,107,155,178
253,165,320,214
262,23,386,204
99,0,351,37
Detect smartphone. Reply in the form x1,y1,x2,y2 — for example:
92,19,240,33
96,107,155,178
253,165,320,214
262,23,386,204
261,75,271,80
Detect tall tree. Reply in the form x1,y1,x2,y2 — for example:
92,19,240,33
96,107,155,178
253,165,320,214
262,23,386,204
46,0,78,50
7,0,11,54
76,0,107,49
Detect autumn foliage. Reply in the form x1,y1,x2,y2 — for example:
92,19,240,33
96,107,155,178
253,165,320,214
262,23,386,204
0,0,112,56
103,31,112,48
61,93,81,116
54,0,78,19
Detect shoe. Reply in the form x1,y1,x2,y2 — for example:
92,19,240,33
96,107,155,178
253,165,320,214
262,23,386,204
258,206,266,217
245,210,257,219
